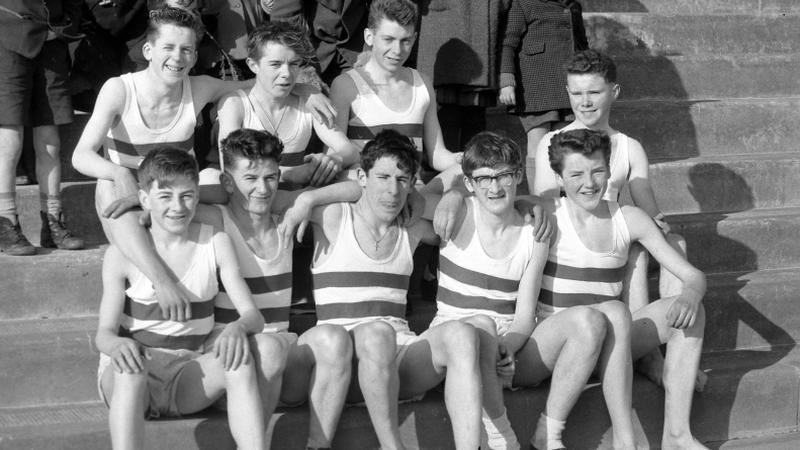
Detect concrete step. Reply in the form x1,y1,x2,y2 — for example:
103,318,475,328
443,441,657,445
672,207,800,273
583,0,800,15
584,13,800,57
615,53,800,101
646,153,800,215
1,347,798,449
487,97,800,161
4,263,800,409
15,181,106,247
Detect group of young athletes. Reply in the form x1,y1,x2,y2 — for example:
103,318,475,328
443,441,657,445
71,1,709,449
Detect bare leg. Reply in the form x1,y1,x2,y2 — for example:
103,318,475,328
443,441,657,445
461,315,519,449
32,125,61,198
100,367,148,450
632,297,707,450
250,333,292,423
0,126,23,221
281,324,353,448
590,301,636,450
514,306,607,450
175,353,265,450
399,321,482,450
351,321,404,450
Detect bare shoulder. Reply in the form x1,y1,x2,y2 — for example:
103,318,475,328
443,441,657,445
330,72,357,96
95,76,128,111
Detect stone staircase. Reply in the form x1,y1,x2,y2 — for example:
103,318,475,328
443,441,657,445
3,0,800,448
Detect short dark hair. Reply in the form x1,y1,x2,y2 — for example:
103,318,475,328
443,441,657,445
548,129,611,175
565,49,617,83
461,132,523,177
221,128,284,172
247,21,315,64
138,148,199,190
146,6,204,45
361,129,420,177
368,0,418,30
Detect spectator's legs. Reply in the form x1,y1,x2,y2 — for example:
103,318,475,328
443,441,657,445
524,126,550,195
0,125,35,255
281,324,352,448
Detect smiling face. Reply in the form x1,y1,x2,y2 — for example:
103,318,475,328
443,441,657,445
566,73,619,129
143,24,197,82
247,42,301,100
465,165,521,216
223,157,280,216
139,175,199,235
557,150,610,212
365,18,416,74
358,156,414,223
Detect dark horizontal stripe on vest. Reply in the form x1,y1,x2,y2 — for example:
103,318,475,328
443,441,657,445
538,289,619,307
437,286,516,315
219,272,293,295
107,135,194,156
347,123,424,140
214,306,290,324
316,301,406,321
119,327,206,351
123,297,214,321
543,260,625,283
280,151,306,167
314,272,410,290
439,256,519,293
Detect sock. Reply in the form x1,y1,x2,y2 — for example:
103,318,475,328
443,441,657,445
0,192,16,223
40,193,62,217
482,408,520,450
531,413,566,450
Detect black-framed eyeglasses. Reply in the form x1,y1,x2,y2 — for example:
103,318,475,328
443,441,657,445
469,170,519,189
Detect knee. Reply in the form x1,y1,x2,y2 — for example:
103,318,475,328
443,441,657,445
571,307,608,345
251,333,290,375
468,314,499,336
310,324,353,365
355,322,395,364
440,321,480,362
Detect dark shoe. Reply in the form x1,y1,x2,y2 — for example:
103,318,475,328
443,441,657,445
40,211,85,250
0,216,36,256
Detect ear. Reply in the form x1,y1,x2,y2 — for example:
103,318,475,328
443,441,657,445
514,170,523,186
138,189,150,211
357,167,368,187
364,27,374,47
246,57,259,74
555,173,564,189
142,41,152,61
220,171,235,194
612,83,620,100
463,175,475,194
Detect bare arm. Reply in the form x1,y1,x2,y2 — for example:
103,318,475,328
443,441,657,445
95,247,147,373
279,182,361,244
71,77,129,182
502,240,549,356
626,138,669,231
329,74,358,140
192,75,254,109
314,119,360,168
420,73,460,172
624,205,706,328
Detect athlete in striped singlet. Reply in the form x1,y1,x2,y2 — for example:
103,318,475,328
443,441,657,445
195,128,356,449
95,148,266,450
543,129,707,450
293,130,482,450
329,0,461,178
212,22,359,192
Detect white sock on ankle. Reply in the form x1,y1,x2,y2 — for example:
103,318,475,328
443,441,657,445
532,413,566,450
482,408,520,450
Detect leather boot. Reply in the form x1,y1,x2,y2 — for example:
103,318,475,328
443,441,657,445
40,211,84,250
0,215,36,256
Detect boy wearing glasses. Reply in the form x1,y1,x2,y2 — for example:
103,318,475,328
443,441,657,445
427,132,611,450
